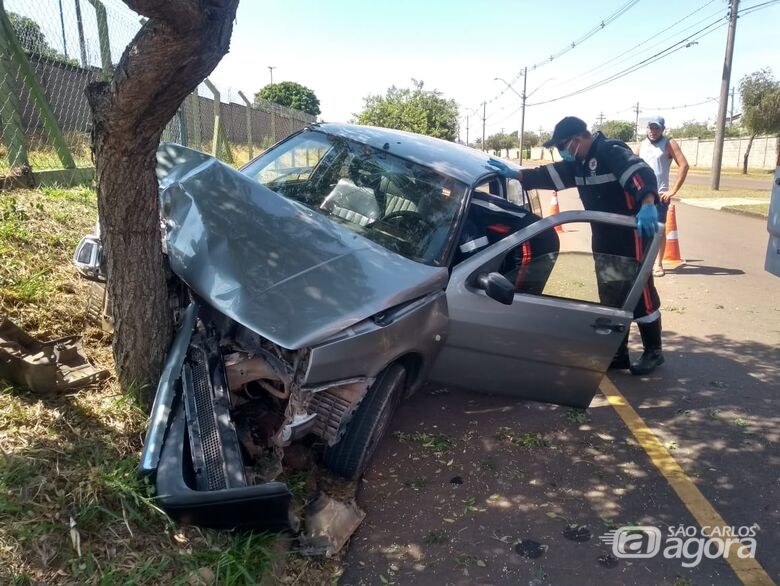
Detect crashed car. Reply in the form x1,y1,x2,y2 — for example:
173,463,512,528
73,123,659,531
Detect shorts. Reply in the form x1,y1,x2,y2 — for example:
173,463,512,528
657,201,669,224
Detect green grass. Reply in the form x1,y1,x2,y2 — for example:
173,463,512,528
495,427,549,448
677,183,770,200
686,167,774,179
0,186,284,584
393,431,455,455
722,203,770,217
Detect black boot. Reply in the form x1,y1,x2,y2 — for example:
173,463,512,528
609,332,630,370
630,318,664,375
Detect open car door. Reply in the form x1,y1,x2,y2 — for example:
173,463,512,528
429,210,661,408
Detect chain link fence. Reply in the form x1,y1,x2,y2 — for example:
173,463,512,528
1,0,314,179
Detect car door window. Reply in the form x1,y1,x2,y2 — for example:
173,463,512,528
499,220,641,307
474,177,503,198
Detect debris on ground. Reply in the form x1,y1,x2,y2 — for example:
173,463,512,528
562,524,592,542
299,493,366,557
0,314,108,393
514,539,547,559
597,553,619,568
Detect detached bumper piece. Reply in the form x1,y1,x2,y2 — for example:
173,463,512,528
154,335,295,532
0,315,108,393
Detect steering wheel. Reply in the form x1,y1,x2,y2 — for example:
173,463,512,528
369,210,434,233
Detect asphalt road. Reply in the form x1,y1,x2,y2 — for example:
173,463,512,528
341,192,779,585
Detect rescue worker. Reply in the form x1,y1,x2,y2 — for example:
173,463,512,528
487,116,664,375
455,190,559,296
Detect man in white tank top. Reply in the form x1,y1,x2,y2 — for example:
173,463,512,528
638,116,689,276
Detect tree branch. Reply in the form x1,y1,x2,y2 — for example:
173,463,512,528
87,0,238,144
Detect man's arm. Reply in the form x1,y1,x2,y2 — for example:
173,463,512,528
663,138,689,202
603,143,659,210
488,158,577,191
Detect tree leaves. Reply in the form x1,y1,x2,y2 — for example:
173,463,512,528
255,81,321,117
355,80,459,141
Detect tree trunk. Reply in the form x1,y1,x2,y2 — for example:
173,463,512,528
86,0,239,406
742,133,756,174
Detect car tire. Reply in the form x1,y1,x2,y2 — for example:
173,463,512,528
323,363,406,480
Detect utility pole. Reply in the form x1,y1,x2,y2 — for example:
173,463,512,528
519,66,528,165
711,0,739,190
634,102,641,141
268,66,276,85
596,112,606,126
482,101,486,152
466,115,469,146
729,87,735,126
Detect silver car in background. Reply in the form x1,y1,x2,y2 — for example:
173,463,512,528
74,123,658,531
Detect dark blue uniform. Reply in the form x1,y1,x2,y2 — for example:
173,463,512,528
456,191,559,295
521,132,661,322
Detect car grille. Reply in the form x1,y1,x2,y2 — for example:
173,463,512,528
183,342,246,491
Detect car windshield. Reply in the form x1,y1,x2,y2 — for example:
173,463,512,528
241,130,468,265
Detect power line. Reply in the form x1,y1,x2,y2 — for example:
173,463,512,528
526,0,778,107
464,0,642,114
481,0,779,132
548,0,720,92
643,98,719,111
526,17,727,107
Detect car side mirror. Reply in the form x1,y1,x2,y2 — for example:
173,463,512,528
476,272,514,305
72,235,105,282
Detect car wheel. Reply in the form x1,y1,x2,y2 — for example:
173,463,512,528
323,363,406,480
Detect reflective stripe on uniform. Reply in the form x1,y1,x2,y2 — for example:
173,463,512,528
619,162,646,188
459,236,489,253
546,165,566,191
635,309,661,323
574,173,617,186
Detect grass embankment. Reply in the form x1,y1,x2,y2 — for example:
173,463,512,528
676,183,770,217
0,187,296,584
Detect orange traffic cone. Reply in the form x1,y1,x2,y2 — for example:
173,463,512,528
663,204,684,267
548,191,564,233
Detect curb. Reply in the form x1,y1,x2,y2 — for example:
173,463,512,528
719,206,769,220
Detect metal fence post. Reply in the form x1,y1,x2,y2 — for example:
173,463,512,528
0,1,29,169
177,106,187,147
203,78,233,164
0,3,75,169
271,103,276,142
237,90,253,160
190,91,202,149
86,0,112,80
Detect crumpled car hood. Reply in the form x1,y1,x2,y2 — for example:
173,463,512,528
155,143,448,350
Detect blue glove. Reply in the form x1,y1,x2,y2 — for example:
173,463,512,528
487,158,517,179
636,204,659,238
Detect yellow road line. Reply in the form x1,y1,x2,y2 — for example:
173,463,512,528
600,377,776,586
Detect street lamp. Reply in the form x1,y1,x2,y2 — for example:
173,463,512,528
268,66,276,85
495,73,556,165
495,71,527,165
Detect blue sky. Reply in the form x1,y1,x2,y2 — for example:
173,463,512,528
208,0,780,137
8,0,780,139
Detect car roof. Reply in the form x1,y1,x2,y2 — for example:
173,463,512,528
312,123,516,185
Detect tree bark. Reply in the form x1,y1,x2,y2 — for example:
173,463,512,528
86,0,239,405
742,133,756,174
